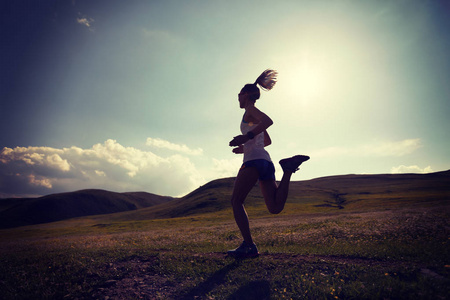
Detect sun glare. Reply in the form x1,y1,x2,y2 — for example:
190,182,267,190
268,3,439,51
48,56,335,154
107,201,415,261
268,9,382,126
292,50,328,105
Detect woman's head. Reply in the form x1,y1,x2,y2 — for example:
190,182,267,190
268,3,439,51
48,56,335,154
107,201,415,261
240,83,260,102
240,69,278,103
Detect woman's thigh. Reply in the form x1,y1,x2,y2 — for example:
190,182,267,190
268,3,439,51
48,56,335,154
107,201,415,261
231,167,259,205
259,179,278,211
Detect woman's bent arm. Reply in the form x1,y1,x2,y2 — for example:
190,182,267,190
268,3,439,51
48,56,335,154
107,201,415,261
245,106,273,136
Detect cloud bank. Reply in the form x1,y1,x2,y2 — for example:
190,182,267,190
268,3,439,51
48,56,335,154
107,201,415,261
391,165,433,174
0,137,435,198
146,137,203,156
0,139,205,198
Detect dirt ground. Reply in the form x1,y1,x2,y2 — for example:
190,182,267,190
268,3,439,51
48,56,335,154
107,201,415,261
91,252,440,300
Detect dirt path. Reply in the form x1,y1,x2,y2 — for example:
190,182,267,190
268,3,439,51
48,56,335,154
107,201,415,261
91,252,435,300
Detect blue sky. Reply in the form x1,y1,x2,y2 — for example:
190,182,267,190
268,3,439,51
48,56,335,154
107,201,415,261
1,0,449,197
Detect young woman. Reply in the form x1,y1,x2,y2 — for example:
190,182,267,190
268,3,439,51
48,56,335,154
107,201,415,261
228,69,310,258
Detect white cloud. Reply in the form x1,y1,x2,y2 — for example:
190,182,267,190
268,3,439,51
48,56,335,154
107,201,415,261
28,174,52,189
391,165,433,174
0,139,206,197
77,14,94,31
46,154,71,171
95,170,106,177
77,17,91,26
146,137,203,156
313,138,422,158
211,157,241,178
1,146,70,172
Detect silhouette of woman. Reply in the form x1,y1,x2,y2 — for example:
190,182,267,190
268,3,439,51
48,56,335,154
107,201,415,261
228,69,309,258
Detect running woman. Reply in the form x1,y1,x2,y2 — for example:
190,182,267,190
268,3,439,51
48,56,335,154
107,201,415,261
228,69,310,258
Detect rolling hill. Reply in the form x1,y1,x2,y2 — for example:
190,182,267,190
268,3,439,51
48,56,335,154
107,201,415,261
0,189,173,229
100,170,450,223
1,170,449,228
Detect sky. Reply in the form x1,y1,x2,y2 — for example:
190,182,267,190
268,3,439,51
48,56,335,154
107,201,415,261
1,0,449,198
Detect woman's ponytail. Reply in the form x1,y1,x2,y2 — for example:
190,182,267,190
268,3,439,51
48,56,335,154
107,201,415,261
241,69,278,102
254,69,278,91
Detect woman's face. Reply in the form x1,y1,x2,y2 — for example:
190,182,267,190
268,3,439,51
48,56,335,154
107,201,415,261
238,91,250,109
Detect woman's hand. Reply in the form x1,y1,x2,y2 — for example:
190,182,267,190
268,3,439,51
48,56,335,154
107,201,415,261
229,135,249,147
232,145,244,154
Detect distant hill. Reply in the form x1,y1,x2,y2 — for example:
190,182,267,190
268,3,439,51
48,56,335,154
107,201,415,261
287,170,450,210
103,177,238,222
84,170,450,224
1,171,449,229
0,189,173,229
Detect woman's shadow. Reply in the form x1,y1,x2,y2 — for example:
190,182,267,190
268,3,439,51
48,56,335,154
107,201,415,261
176,259,271,300
227,279,271,300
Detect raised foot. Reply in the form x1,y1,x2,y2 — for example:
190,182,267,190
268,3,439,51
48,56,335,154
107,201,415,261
279,155,310,173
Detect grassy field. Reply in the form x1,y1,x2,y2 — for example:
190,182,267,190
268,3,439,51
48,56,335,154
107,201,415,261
1,172,449,299
1,203,449,299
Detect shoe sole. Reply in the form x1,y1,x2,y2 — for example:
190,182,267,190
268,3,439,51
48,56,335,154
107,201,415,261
279,155,310,172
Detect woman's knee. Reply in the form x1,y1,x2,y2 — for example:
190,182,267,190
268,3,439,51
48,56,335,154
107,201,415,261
230,194,244,208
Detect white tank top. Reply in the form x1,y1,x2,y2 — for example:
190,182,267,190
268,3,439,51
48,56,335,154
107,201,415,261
240,115,272,163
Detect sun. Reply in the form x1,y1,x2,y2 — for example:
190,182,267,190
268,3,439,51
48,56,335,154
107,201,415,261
275,49,331,109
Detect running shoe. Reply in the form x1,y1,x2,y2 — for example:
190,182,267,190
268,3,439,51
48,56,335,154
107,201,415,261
227,241,259,258
279,155,310,173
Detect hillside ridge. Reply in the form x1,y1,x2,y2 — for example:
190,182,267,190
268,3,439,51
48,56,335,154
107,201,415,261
1,170,449,229
0,189,173,229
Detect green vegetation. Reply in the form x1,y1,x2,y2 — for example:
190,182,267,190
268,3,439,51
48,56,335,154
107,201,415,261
1,206,449,299
1,172,449,299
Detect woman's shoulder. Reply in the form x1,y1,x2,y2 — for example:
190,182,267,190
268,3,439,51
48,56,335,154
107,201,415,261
243,110,260,124
245,106,267,121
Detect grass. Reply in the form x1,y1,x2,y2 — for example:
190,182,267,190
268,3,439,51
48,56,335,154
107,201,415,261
1,204,449,299
1,172,449,299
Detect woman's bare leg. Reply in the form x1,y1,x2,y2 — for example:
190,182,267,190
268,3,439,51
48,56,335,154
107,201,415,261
230,167,259,244
260,155,309,214
260,170,293,214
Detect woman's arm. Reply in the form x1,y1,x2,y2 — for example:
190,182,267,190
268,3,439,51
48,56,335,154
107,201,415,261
245,106,273,136
229,106,274,147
